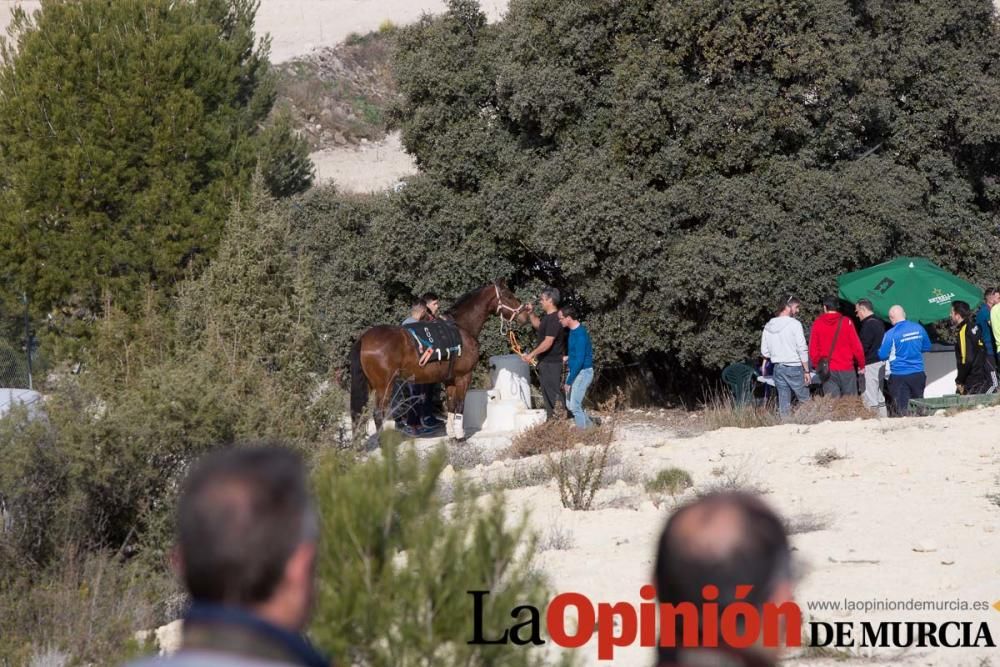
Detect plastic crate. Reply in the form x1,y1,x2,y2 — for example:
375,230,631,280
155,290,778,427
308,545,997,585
908,393,1000,416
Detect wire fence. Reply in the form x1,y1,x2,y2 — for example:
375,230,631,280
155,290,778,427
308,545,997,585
0,339,31,389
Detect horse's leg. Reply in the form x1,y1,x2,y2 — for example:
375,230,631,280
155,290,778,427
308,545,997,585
451,373,472,441
444,383,457,439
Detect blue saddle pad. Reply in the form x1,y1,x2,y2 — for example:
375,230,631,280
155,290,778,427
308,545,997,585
402,321,463,361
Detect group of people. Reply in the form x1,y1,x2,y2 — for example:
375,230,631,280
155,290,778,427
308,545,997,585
129,446,797,667
517,287,596,429
761,290,999,418
399,286,597,432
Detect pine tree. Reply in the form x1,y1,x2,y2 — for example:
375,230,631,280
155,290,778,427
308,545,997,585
0,0,313,332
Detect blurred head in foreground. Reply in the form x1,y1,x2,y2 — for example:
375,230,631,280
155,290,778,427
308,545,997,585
654,492,794,667
151,446,327,667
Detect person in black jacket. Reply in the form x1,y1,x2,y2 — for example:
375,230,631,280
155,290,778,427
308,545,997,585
854,299,887,417
951,301,993,395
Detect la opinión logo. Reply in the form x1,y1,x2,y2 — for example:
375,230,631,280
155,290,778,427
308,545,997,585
467,586,801,660
468,589,997,660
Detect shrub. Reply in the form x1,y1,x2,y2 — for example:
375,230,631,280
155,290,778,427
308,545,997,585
813,448,848,467
508,418,610,459
0,184,344,567
0,548,177,665
310,434,559,666
700,393,779,430
545,426,615,511
645,467,694,497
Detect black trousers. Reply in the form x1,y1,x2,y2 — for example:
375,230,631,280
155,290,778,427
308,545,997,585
889,372,925,417
538,362,565,419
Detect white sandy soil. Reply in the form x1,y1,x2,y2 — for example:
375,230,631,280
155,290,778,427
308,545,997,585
309,131,416,193
1,0,508,63
453,408,1000,666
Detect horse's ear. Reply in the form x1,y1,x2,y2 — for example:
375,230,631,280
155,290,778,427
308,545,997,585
496,278,508,288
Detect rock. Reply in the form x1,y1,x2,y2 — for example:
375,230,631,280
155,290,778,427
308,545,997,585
441,464,456,481
912,541,937,553
940,560,955,565
156,619,183,655
333,131,347,145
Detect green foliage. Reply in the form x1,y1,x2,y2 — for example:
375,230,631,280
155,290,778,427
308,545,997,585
259,112,315,198
289,182,519,370
0,0,312,341
387,0,1000,377
310,434,560,666
0,183,343,568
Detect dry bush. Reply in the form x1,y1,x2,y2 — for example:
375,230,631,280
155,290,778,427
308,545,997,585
784,512,833,535
790,396,872,424
484,462,552,491
0,549,177,665
538,523,575,552
701,392,779,430
508,418,611,459
813,447,848,467
698,459,770,496
701,393,874,432
545,426,615,511
645,467,694,497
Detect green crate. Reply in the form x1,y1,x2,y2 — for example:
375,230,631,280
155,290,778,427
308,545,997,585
909,393,1000,416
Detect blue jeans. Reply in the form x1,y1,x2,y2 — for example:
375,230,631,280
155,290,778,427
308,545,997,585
773,363,810,418
568,368,594,428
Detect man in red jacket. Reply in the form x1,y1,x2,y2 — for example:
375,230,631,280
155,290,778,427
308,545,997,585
809,296,865,398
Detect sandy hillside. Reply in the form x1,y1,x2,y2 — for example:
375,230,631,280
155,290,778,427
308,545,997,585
451,407,1000,666
1,0,508,63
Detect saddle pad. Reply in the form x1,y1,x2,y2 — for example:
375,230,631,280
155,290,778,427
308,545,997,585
403,321,463,362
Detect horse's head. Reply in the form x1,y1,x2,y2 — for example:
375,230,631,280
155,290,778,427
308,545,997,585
493,279,531,327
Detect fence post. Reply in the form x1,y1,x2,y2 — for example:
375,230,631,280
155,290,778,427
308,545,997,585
22,292,32,390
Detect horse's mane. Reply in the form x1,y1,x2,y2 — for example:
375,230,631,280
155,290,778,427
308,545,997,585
446,283,490,315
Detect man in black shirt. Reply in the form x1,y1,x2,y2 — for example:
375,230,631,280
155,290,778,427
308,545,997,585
855,298,887,417
522,286,567,419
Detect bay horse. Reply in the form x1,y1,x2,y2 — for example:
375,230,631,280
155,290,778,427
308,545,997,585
350,280,529,440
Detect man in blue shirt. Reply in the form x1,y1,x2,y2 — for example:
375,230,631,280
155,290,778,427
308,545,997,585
559,305,594,429
878,305,932,417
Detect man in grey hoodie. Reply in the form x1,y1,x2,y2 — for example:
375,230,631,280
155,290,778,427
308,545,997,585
761,295,811,417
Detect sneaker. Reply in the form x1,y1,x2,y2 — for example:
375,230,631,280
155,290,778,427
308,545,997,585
421,416,443,429
401,424,432,438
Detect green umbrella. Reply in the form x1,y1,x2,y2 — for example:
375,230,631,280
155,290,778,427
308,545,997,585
837,257,982,324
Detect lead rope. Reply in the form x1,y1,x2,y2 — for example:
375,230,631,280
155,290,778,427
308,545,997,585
508,330,538,367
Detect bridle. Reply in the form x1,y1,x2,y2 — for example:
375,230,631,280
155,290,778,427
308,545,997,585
494,282,527,336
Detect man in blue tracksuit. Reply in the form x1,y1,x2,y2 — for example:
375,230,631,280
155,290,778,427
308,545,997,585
878,305,932,417
559,305,594,428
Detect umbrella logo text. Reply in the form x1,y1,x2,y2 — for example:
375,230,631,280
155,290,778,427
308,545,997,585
872,277,895,295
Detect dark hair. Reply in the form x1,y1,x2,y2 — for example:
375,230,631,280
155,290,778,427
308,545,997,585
411,298,427,310
821,295,839,312
985,288,999,299
559,304,578,320
541,287,561,307
952,300,972,320
778,295,800,314
421,292,439,303
654,492,790,660
856,298,874,312
177,446,316,606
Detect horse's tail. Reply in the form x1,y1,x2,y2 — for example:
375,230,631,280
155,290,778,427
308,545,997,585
350,336,369,422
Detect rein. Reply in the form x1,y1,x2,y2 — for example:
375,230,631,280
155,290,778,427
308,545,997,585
493,283,537,367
